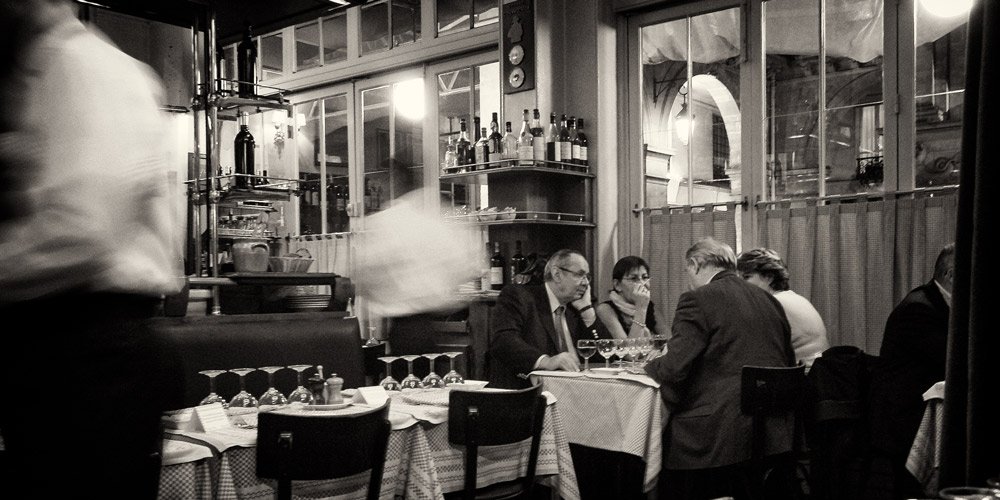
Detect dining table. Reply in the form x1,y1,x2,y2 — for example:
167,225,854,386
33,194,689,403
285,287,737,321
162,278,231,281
530,368,667,498
157,387,580,500
906,380,945,496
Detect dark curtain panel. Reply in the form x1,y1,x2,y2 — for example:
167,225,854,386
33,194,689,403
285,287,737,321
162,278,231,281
940,0,1000,489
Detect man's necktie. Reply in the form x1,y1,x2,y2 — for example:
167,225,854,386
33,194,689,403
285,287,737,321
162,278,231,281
554,305,566,352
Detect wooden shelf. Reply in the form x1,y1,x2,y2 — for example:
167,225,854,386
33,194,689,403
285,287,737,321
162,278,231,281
440,160,593,180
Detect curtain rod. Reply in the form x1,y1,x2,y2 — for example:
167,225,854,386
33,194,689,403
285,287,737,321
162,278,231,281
753,184,959,208
633,199,747,214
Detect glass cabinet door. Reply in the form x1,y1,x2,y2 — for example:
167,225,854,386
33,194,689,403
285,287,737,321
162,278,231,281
294,90,352,235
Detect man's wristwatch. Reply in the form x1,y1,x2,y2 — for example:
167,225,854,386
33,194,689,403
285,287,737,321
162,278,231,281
577,304,593,313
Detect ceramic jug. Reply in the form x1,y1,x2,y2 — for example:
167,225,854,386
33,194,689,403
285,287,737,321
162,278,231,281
231,240,269,272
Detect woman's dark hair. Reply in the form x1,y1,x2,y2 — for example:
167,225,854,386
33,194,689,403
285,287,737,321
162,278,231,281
612,256,650,281
736,248,790,291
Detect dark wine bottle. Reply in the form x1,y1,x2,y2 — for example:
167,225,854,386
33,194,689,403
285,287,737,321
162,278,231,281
236,25,257,98
509,240,526,284
546,112,560,162
488,112,504,166
531,109,545,161
234,112,255,189
456,119,471,167
573,118,589,167
490,241,505,291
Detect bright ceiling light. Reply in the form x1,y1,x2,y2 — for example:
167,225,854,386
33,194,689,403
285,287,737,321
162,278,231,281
393,78,425,121
675,101,692,146
920,0,973,18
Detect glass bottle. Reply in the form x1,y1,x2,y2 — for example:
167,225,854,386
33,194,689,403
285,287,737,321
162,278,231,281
476,127,490,169
234,111,255,189
236,25,257,98
518,109,534,166
456,119,471,168
470,116,482,165
490,241,505,291
573,118,589,167
443,135,457,172
559,114,573,165
502,121,518,161
546,112,560,162
531,109,545,161
509,240,526,284
488,112,504,166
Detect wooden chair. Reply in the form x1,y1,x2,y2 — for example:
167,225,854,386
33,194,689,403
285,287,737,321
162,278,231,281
741,365,808,500
256,402,391,500
446,385,547,500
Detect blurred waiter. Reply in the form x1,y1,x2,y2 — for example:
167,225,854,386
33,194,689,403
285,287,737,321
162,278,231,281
0,1,184,497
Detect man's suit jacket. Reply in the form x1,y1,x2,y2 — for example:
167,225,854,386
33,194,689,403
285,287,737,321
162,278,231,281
487,284,610,389
869,280,949,458
644,271,795,470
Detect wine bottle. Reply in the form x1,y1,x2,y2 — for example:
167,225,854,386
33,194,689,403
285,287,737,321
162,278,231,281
546,112,560,162
488,112,504,166
573,118,589,167
234,111,255,189
443,134,457,172
502,121,517,161
531,109,545,161
335,184,348,232
456,119,471,167
559,114,572,165
470,116,482,165
518,109,534,166
509,240,526,284
475,128,489,169
236,25,257,98
490,241,505,290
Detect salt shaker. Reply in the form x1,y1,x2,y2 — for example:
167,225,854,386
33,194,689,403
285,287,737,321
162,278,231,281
323,373,344,405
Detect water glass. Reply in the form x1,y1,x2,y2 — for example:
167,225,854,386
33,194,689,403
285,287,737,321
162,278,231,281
576,339,596,371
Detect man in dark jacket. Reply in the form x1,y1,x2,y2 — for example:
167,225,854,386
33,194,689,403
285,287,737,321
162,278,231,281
867,243,954,499
488,249,611,389
645,237,795,500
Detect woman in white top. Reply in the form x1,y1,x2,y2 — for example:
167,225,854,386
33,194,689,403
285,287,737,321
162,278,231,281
737,248,830,370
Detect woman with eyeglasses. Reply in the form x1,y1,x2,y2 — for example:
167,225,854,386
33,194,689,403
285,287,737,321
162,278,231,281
595,256,669,339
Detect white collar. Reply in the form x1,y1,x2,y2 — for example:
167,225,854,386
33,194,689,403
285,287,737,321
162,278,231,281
933,279,952,308
544,282,564,314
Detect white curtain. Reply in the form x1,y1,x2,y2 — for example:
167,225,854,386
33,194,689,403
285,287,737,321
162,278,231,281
290,234,352,295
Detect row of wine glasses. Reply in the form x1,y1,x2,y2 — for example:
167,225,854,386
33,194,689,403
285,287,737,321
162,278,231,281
575,335,669,371
198,365,317,408
377,352,464,391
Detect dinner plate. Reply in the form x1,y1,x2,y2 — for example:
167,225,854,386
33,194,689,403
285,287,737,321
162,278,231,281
303,402,351,411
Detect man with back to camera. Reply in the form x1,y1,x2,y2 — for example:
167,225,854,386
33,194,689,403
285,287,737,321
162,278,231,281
487,248,612,389
867,243,955,499
644,237,795,500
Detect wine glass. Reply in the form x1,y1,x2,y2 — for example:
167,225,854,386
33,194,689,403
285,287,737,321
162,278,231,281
228,368,259,408
612,338,627,368
637,338,653,368
596,339,615,368
257,366,289,407
378,356,401,391
576,339,596,372
399,355,422,390
421,353,445,388
287,364,315,404
652,334,669,354
198,369,228,407
442,351,464,385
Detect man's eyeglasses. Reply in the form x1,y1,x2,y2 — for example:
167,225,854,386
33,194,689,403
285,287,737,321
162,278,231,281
557,266,592,282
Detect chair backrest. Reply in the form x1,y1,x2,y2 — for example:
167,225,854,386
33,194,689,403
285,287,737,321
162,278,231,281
741,365,807,458
448,385,547,499
256,402,391,500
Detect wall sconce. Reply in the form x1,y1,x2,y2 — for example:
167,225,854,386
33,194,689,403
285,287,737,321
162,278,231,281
675,86,693,146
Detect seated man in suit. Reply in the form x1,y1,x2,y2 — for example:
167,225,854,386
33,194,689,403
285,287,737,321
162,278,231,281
644,237,795,500
487,248,611,389
867,242,954,499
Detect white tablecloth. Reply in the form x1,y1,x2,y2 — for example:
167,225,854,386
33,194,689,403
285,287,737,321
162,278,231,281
906,381,945,496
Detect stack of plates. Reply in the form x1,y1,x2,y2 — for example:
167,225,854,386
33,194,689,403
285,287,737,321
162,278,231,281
285,294,331,311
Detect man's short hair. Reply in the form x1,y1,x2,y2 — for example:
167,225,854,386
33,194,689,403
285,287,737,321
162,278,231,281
737,248,791,292
543,249,583,281
933,242,955,281
685,237,737,272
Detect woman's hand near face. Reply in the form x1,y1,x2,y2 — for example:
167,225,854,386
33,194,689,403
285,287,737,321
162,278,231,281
632,281,651,311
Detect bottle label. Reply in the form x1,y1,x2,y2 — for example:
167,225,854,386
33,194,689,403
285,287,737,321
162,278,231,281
560,142,572,162
481,274,491,292
489,152,502,164
490,267,504,285
572,145,581,162
579,146,588,163
518,145,534,165
532,137,546,160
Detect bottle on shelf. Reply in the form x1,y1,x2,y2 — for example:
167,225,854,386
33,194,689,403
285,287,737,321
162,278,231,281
509,240,526,284
234,111,255,189
335,183,348,232
443,134,457,172
531,109,545,161
518,109,534,166
488,112,504,166
559,114,572,166
502,121,518,161
236,25,257,98
470,116,482,165
573,118,589,167
258,169,268,186
476,127,490,168
456,119,471,168
546,112,560,162
490,241,505,291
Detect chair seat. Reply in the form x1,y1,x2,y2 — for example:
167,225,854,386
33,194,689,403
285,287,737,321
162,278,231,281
443,478,533,500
